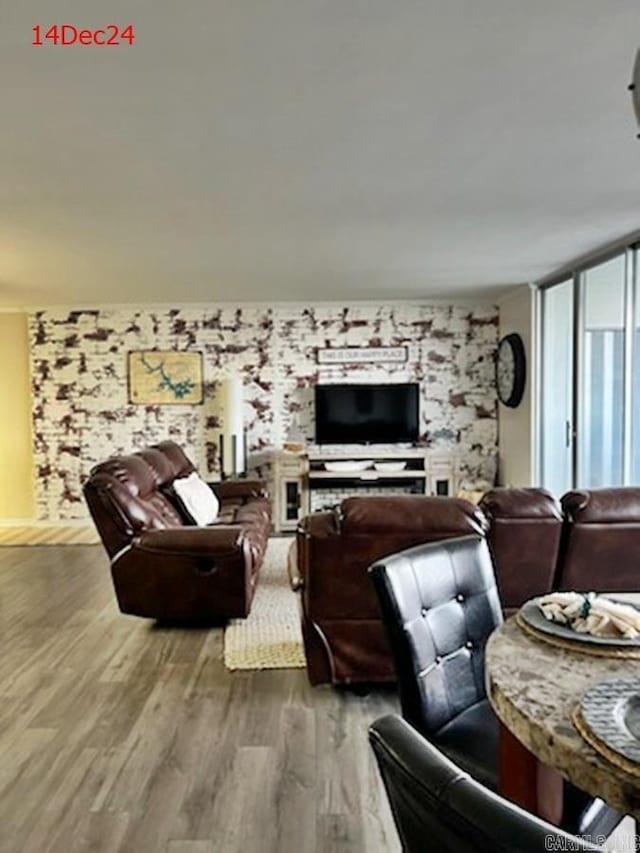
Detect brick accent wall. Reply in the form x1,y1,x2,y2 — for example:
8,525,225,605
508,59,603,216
29,303,498,521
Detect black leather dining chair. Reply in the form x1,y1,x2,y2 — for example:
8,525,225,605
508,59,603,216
368,534,621,842
369,714,605,853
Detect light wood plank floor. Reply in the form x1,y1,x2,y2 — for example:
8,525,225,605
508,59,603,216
0,545,400,853
0,525,99,546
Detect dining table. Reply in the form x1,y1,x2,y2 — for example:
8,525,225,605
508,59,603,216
485,597,640,824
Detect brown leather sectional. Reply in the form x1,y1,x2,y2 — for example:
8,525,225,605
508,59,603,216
298,487,640,685
84,440,271,622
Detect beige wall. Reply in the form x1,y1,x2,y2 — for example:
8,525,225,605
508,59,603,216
0,313,35,520
497,287,536,487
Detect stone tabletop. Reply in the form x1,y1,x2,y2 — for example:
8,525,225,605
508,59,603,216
486,616,640,818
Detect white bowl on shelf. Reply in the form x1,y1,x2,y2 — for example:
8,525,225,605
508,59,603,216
373,461,407,473
324,460,373,472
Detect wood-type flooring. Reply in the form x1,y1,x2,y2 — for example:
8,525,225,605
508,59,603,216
0,544,399,853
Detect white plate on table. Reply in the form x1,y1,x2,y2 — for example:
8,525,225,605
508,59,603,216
519,598,640,648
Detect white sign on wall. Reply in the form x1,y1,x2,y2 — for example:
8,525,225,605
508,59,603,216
316,346,408,365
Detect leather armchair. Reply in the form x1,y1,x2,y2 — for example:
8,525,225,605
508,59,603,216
296,495,487,685
368,535,620,842
369,714,605,853
84,440,270,622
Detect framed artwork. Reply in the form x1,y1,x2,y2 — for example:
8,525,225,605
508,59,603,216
317,345,408,365
127,350,204,405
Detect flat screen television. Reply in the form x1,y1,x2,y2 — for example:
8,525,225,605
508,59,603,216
314,383,419,444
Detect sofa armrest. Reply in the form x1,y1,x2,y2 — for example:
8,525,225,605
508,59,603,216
296,512,338,589
210,479,268,501
297,511,338,538
131,526,243,558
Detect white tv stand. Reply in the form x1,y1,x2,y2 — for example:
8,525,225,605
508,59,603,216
249,446,458,533
308,447,426,487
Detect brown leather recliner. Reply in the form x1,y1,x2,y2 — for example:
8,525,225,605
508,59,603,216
558,488,640,593
479,487,563,613
84,440,270,622
296,495,487,685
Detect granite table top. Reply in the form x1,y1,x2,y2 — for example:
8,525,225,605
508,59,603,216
486,615,640,818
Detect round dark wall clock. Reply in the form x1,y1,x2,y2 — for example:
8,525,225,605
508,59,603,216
496,333,526,408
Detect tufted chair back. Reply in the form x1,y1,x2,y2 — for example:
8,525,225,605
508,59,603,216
369,535,502,735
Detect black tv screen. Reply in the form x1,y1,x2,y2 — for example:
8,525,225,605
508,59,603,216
314,383,419,444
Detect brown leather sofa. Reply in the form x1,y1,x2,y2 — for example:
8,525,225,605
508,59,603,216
84,440,270,622
296,496,487,685
298,486,640,685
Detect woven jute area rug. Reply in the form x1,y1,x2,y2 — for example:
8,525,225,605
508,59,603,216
224,537,306,671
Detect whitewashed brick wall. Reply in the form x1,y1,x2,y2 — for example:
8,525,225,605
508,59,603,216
29,302,498,521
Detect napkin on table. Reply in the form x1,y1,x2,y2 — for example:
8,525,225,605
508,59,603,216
537,591,640,639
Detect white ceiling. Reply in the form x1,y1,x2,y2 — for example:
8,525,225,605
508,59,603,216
1,0,639,308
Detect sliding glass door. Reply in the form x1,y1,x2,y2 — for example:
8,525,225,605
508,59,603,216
539,246,639,493
578,256,626,487
540,280,574,495
633,264,640,483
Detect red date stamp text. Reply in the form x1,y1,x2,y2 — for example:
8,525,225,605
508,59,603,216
32,25,135,47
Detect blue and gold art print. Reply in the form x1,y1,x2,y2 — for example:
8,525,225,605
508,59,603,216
127,350,203,405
